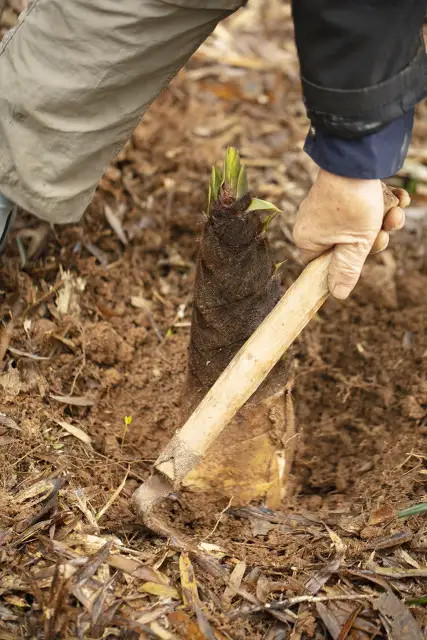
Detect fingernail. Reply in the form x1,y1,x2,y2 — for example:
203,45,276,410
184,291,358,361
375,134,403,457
332,284,349,299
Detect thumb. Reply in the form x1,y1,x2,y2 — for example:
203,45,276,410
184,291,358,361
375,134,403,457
328,241,372,299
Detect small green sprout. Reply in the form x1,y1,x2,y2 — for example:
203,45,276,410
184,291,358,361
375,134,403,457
273,260,286,275
121,415,133,449
207,147,280,222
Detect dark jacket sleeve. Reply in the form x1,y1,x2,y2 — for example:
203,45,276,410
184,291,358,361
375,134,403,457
305,110,414,179
292,0,427,139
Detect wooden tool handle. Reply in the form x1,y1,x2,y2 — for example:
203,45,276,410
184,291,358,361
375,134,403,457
153,251,331,485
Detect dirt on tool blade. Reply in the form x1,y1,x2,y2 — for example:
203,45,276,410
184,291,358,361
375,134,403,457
1,1,426,639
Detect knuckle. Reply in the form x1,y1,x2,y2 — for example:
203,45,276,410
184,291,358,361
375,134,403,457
292,223,304,245
292,222,311,249
330,248,365,286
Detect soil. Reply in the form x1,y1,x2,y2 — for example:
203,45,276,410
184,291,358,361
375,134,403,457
0,2,426,639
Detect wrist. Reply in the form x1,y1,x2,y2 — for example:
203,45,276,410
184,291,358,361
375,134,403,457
317,168,379,188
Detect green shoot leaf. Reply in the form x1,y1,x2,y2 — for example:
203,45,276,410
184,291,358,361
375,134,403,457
273,260,286,275
247,198,280,213
207,166,223,215
223,146,241,194
211,166,222,200
262,210,280,233
406,595,427,606
398,502,427,518
236,166,249,200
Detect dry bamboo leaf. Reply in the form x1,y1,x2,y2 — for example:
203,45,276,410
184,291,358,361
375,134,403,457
54,419,92,445
130,295,151,310
366,565,427,579
72,541,111,588
368,505,395,526
365,529,413,550
13,519,52,545
3,595,29,609
394,548,420,569
83,241,109,267
108,555,168,584
374,591,423,640
65,532,122,555
256,574,271,604
138,582,180,599
249,516,276,537
0,412,20,431
179,552,216,640
179,552,199,609
222,561,246,609
105,203,128,245
316,602,342,640
7,346,50,360
169,611,206,640
336,603,364,640
15,478,56,504
50,394,95,406
305,556,341,595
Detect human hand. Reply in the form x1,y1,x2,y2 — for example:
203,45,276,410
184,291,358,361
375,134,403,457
293,169,410,299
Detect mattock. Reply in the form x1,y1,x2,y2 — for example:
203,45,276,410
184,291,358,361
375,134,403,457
132,251,332,528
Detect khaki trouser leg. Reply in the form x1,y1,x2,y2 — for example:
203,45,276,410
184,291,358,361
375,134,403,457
0,0,243,223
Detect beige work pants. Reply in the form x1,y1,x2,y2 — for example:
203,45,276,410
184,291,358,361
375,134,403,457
0,0,245,223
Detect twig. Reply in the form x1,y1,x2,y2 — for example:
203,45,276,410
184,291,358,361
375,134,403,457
202,496,233,541
337,603,364,640
96,467,129,521
230,593,376,619
26,279,64,312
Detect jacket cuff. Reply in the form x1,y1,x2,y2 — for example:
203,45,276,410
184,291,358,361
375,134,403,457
303,40,426,139
304,110,414,180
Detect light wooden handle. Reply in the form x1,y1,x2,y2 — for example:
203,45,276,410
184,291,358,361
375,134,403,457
154,251,331,485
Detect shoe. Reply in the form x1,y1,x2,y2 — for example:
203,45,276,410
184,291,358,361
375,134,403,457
0,193,16,255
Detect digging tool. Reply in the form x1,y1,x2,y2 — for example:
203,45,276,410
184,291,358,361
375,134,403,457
132,250,331,519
